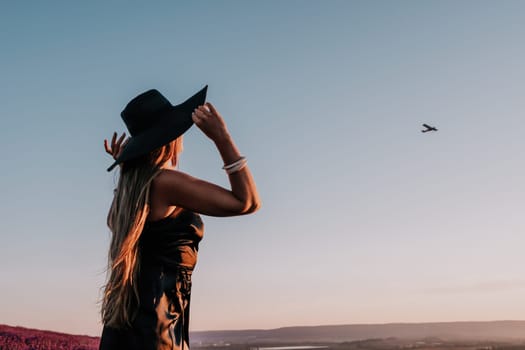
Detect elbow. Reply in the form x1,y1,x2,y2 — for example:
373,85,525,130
250,199,262,213
240,198,261,215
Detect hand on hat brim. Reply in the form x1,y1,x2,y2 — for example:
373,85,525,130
104,132,129,162
191,102,230,143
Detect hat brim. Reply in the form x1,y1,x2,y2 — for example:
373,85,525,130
107,85,208,171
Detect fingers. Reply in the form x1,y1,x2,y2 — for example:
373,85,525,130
191,112,201,124
197,105,211,117
111,132,117,149
104,139,111,154
192,103,217,123
117,132,126,146
191,102,229,143
113,132,126,158
104,132,127,160
194,108,208,118
192,107,207,125
205,102,219,116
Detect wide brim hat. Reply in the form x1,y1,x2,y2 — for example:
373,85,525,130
107,85,208,171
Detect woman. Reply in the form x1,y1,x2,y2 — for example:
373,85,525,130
99,85,260,350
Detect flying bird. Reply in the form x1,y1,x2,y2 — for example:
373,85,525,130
421,123,438,133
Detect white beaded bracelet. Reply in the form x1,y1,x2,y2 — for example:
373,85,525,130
222,156,246,170
222,157,247,174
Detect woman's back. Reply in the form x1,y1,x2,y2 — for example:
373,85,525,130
100,208,203,350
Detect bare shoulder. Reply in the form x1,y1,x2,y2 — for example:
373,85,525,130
153,168,191,188
151,169,202,201
149,169,196,213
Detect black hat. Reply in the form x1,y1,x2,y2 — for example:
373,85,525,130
107,85,208,171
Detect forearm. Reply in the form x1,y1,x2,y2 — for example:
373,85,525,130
214,134,261,213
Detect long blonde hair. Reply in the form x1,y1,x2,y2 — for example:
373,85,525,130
101,137,182,328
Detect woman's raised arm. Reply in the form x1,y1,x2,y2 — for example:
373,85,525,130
154,102,260,216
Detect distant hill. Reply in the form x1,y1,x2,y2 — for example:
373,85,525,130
2,321,525,349
191,321,525,344
0,324,99,350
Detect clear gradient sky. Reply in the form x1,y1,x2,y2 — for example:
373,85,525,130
1,0,525,338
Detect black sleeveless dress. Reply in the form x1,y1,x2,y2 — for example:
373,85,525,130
99,209,204,350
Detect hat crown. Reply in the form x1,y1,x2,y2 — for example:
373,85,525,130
121,89,173,136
